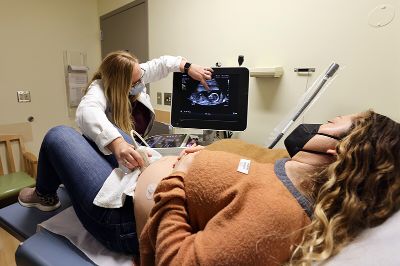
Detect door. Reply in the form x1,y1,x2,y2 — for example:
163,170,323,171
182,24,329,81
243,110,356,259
100,1,149,63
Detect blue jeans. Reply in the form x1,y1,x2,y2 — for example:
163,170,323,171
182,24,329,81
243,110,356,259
35,126,139,255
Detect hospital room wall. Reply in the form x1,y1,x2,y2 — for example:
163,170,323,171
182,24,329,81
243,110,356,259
146,0,399,146
0,0,102,154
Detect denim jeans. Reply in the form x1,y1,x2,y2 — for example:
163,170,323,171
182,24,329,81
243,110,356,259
35,126,139,255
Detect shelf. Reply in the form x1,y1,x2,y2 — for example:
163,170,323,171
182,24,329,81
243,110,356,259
250,67,283,78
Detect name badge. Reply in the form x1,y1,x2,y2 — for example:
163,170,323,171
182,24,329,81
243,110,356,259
237,159,251,174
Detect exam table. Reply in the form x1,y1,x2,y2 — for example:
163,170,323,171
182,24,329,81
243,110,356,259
0,187,95,265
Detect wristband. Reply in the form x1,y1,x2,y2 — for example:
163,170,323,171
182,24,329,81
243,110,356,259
184,62,192,74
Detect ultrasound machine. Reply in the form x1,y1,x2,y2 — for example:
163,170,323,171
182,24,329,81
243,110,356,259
144,67,250,153
0,67,250,266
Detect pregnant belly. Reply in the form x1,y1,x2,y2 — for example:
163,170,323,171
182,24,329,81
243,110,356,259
134,156,178,236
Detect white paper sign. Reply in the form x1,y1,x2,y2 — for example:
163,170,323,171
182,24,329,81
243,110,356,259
67,67,88,107
237,159,251,174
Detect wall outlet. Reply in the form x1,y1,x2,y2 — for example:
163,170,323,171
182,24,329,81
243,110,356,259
17,91,31,102
164,92,172,106
157,92,162,105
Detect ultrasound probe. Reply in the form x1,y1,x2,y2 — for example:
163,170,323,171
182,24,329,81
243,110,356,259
130,130,151,170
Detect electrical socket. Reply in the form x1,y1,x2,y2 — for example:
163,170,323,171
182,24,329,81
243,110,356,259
17,91,31,102
157,92,162,105
164,92,172,106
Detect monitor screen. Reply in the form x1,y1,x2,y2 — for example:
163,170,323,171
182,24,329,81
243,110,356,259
171,67,249,131
144,134,189,148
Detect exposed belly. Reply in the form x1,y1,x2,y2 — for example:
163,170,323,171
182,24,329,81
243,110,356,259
134,156,178,236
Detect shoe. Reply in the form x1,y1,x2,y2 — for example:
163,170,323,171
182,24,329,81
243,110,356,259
18,187,61,211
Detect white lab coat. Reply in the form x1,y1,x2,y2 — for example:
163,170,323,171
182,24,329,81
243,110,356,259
76,55,183,155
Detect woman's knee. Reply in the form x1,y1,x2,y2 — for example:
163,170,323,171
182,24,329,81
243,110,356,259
43,126,79,147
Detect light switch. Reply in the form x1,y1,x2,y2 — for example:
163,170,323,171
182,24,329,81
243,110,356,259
17,91,31,102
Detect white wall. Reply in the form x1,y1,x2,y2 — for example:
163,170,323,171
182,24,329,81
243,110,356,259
0,0,101,154
147,0,399,146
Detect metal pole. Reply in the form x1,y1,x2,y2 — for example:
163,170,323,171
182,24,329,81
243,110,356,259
268,63,339,149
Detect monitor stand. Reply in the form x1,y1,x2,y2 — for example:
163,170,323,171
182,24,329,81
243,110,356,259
202,130,216,146
202,130,234,145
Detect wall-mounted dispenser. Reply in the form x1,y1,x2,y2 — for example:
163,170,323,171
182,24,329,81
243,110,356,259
250,67,283,78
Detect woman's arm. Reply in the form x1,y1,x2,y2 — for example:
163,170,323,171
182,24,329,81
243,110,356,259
139,152,307,265
140,55,213,89
140,172,259,266
76,82,121,155
139,172,194,265
140,55,183,84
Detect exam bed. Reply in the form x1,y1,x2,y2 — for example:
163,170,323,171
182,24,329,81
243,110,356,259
1,140,399,265
0,187,95,265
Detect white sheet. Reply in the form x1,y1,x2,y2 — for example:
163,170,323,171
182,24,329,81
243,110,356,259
322,210,400,266
93,147,162,208
38,207,133,266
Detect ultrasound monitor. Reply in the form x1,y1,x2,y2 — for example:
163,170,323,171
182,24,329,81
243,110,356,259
171,67,249,131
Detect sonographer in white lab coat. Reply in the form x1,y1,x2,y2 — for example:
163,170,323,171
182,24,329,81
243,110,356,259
76,51,213,169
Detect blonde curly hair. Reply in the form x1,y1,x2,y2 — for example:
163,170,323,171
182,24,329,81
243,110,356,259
291,110,400,265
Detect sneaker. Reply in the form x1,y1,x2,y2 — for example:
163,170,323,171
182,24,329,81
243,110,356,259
18,187,61,211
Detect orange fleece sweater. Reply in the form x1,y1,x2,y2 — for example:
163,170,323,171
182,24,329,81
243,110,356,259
140,150,310,266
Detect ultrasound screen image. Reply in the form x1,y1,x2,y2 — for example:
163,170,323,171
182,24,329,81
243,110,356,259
187,79,228,106
172,67,249,131
179,74,239,121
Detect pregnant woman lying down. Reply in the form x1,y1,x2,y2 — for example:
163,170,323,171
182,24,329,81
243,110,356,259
19,110,400,265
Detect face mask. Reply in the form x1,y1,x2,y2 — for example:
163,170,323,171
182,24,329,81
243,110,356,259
130,82,146,96
284,124,341,157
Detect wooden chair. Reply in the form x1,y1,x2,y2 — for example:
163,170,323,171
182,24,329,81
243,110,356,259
0,135,37,206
